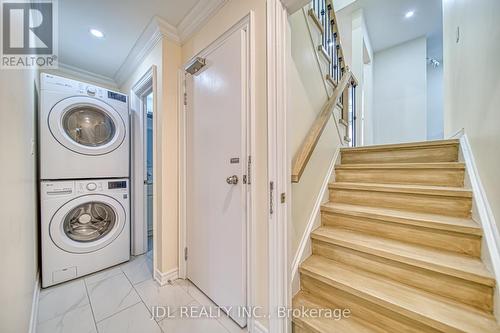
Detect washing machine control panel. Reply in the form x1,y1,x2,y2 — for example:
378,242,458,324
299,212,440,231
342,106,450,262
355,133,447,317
42,181,74,196
75,180,128,194
86,182,98,191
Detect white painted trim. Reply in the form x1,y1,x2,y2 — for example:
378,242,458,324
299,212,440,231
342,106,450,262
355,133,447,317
253,320,270,333
290,146,339,294
57,62,117,88
130,67,157,257
116,0,227,87
115,16,178,86
28,273,40,333
178,12,257,330
154,268,179,286
457,133,500,285
177,0,228,42
267,1,289,332
178,68,187,280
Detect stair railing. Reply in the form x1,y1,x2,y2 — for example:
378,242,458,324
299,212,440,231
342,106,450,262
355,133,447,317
292,0,358,183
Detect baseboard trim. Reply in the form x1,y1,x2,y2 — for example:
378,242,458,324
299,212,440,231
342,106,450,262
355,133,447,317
253,320,269,333
290,146,340,294
29,273,40,333
154,268,179,286
458,133,500,284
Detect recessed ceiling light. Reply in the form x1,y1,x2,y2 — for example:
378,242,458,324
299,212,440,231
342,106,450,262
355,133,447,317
90,28,104,38
405,10,415,19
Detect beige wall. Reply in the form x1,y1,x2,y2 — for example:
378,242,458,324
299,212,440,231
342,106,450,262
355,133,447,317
443,0,500,231
287,8,342,273
0,69,38,332
121,38,182,275
181,0,269,325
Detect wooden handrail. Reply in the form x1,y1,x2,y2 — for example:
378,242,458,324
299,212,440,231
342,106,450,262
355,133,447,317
291,71,353,182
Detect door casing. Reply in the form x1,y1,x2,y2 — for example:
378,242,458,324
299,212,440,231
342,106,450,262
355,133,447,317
131,66,157,257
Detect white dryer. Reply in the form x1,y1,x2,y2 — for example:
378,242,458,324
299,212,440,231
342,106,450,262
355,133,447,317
40,73,129,180
40,179,130,287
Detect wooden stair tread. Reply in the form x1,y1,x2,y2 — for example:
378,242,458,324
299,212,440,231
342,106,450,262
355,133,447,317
340,139,459,153
329,182,473,198
311,227,495,286
301,256,499,333
335,162,465,170
292,291,383,333
321,202,481,235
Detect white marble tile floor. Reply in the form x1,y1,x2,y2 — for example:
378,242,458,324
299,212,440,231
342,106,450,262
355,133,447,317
37,251,247,333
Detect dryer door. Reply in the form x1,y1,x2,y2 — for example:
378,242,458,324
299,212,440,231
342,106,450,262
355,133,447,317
50,194,126,253
48,97,126,155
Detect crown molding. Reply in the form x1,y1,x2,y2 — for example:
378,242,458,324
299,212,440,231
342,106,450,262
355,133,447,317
177,0,228,41
115,16,179,86
115,1,227,87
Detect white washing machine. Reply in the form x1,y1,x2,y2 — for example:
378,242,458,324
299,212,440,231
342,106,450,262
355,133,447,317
40,73,129,180
41,179,130,287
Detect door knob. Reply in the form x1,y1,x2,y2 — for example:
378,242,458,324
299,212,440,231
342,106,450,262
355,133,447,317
226,175,239,185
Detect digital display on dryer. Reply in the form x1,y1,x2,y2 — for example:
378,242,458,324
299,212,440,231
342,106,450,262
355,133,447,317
108,91,127,103
108,181,127,189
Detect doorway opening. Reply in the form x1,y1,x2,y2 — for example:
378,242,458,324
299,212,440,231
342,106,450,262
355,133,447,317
144,90,154,252
131,67,157,261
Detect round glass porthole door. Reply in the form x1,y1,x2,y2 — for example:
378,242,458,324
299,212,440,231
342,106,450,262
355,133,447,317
63,107,116,147
50,195,126,253
63,202,116,242
48,97,126,156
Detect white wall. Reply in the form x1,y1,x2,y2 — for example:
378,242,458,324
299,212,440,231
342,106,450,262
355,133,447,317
373,36,427,144
363,60,374,144
287,8,341,259
443,0,500,249
426,62,443,140
0,69,38,333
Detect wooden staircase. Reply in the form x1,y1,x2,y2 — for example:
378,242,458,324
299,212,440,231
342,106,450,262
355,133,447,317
292,139,499,333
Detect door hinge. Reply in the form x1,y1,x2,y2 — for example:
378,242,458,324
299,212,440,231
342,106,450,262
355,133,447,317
247,156,252,185
281,192,286,204
270,181,274,215
184,247,188,261
183,92,187,106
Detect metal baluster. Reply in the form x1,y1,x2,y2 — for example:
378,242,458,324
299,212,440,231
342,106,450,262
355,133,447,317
321,1,326,49
351,82,356,147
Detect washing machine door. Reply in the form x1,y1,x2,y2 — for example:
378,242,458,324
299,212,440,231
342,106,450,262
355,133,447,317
48,96,126,155
50,194,126,253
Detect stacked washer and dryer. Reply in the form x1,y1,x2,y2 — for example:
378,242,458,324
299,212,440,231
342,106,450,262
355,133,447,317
39,73,131,288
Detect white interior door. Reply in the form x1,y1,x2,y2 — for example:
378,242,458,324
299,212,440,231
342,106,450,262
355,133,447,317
186,29,248,328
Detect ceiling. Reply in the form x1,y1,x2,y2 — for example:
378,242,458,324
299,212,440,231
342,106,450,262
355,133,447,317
58,0,200,81
337,0,443,60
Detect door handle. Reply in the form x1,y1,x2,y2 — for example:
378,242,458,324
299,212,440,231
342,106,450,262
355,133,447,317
226,175,239,185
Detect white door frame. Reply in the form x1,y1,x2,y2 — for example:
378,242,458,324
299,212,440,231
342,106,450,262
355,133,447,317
267,1,289,333
178,12,256,331
131,66,158,257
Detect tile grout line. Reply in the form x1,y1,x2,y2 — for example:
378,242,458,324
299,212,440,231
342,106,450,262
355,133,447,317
85,266,142,326
119,260,165,332
83,277,100,333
